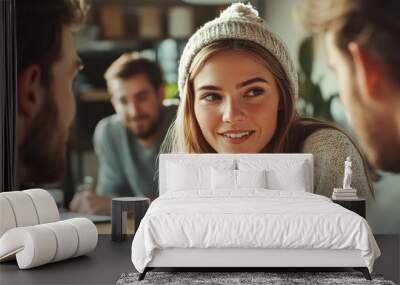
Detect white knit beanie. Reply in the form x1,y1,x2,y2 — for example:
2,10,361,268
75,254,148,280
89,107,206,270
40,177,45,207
178,3,298,99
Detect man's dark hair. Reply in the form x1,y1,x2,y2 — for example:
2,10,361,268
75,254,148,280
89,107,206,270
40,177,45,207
301,0,400,83
16,0,87,88
104,52,164,91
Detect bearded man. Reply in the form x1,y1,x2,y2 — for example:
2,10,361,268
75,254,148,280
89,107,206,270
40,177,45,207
16,0,87,188
70,53,176,214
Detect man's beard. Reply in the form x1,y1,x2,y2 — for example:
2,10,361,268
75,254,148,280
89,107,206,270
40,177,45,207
361,124,400,173
127,111,162,140
18,91,67,186
351,101,400,173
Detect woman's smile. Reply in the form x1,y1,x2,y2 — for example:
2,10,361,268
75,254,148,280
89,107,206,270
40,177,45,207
218,130,256,144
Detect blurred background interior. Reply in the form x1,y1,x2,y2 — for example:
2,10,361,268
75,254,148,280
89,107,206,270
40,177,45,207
41,0,399,233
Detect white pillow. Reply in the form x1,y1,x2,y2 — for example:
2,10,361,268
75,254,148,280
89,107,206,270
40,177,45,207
167,163,210,191
238,159,309,192
166,160,235,192
211,168,236,190
267,167,307,191
236,169,267,189
211,168,268,190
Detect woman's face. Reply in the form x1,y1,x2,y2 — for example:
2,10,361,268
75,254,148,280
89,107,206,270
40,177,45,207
193,50,280,153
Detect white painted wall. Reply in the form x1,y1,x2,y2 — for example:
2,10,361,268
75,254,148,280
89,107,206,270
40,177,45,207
263,0,400,233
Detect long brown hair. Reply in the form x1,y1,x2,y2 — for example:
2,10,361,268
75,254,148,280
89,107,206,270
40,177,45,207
163,39,345,152
161,39,374,195
163,39,298,153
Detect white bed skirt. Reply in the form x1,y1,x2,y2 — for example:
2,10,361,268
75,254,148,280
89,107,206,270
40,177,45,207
148,248,366,268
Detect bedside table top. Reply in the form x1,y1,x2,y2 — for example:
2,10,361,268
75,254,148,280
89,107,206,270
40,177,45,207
331,198,366,202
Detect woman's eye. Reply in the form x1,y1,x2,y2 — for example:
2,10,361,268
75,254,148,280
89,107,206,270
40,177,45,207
202,93,221,102
246,88,264,97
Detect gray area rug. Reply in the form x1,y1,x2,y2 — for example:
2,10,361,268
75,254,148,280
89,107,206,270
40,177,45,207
117,272,396,285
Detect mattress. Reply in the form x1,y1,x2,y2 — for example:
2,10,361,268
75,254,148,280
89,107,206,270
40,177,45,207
131,190,380,273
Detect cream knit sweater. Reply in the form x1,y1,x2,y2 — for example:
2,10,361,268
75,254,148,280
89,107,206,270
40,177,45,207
302,128,373,199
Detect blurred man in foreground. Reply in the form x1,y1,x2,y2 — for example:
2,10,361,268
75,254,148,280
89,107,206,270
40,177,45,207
302,0,400,173
16,0,87,188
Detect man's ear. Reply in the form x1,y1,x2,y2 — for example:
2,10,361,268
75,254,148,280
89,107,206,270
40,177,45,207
110,96,117,112
110,96,124,116
17,65,45,118
348,42,381,101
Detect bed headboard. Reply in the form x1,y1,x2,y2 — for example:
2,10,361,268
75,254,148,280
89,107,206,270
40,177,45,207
159,154,313,195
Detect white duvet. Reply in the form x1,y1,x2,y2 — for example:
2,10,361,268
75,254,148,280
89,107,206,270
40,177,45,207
131,190,380,273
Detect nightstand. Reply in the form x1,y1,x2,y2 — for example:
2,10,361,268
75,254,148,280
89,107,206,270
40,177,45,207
111,197,150,242
332,198,366,218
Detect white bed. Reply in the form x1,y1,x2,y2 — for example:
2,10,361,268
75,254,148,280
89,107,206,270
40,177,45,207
131,154,380,280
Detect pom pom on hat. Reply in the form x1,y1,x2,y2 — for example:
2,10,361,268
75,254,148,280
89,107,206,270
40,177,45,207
219,3,259,20
178,3,298,99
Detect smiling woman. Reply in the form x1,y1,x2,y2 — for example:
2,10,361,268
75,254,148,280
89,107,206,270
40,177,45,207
162,3,375,199
193,43,282,154
168,40,295,155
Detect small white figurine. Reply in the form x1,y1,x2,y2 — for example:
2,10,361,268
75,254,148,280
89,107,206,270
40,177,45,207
343,156,352,189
